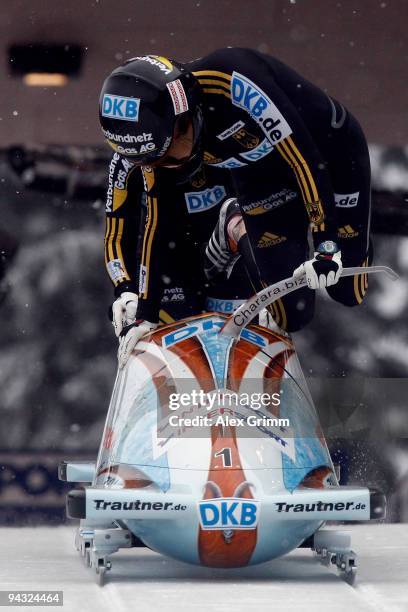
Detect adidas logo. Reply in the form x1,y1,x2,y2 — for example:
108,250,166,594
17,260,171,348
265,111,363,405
257,232,287,248
337,225,359,238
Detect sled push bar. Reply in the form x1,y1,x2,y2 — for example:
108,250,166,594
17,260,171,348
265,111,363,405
220,266,399,338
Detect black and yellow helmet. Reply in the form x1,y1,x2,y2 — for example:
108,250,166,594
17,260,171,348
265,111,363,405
99,55,202,165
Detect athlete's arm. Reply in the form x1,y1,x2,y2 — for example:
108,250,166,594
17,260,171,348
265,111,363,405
104,153,148,335
104,153,144,294
135,167,174,323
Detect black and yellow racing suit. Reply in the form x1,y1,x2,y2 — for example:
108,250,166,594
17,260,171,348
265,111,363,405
104,156,254,323
104,48,372,331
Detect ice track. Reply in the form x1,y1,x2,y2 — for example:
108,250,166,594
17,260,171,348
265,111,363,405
0,525,407,612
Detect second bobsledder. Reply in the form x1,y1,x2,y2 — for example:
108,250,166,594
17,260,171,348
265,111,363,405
61,266,396,585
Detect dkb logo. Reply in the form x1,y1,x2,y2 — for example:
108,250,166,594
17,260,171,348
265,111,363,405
198,498,259,530
102,94,140,122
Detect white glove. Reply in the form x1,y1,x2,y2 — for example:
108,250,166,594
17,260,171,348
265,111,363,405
293,241,342,289
118,320,157,369
111,292,138,337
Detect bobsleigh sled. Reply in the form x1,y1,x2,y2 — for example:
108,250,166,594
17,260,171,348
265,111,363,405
60,266,397,585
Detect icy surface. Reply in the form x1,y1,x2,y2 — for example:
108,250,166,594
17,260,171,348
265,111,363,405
0,525,407,611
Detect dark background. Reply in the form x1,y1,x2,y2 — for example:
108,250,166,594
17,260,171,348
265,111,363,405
0,0,407,523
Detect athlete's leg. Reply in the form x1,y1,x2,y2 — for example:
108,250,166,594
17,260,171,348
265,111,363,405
203,210,314,332
230,214,314,332
231,160,314,332
240,233,314,332
323,111,372,306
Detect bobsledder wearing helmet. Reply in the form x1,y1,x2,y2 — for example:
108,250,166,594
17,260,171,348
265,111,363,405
99,55,203,166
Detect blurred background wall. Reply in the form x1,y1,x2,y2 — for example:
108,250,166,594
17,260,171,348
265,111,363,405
0,0,407,523
0,0,407,145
